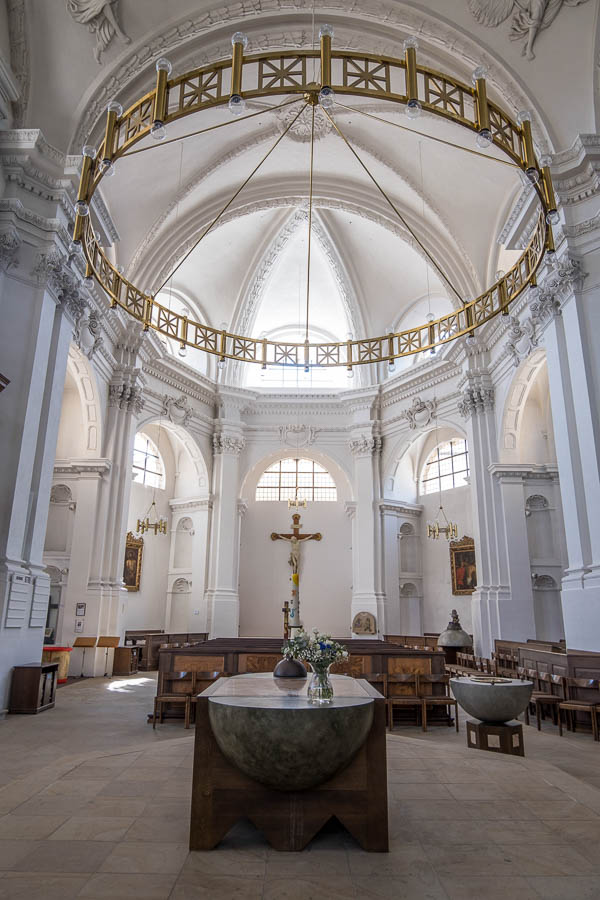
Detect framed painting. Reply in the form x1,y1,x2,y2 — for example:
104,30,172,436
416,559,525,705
450,536,477,595
123,531,143,592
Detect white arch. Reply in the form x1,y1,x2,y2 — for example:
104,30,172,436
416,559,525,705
135,418,210,497
64,344,103,457
499,348,547,462
240,446,354,502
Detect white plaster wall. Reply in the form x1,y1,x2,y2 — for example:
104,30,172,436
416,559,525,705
239,500,352,638
420,485,474,635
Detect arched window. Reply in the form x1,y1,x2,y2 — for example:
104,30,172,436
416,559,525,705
132,432,165,489
256,458,337,502
420,439,469,495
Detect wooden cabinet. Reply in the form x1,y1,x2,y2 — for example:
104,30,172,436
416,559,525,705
112,646,140,676
9,662,58,714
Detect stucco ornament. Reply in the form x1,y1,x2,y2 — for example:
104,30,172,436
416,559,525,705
66,0,131,64
468,0,589,59
505,315,538,367
73,308,103,360
400,397,437,430
279,424,319,448
162,393,193,427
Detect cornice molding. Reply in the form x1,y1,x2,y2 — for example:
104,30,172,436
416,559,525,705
53,458,112,476
169,496,213,512
489,463,559,481
378,499,423,517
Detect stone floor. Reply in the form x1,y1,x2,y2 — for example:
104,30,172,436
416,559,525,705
0,674,599,899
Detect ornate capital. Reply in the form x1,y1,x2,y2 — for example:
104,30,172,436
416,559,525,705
349,435,383,457
237,499,249,518
458,386,494,419
213,433,245,456
399,396,437,430
0,229,21,272
532,255,587,321
31,249,87,323
108,382,144,414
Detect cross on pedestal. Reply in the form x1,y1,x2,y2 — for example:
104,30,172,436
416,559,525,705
271,514,322,632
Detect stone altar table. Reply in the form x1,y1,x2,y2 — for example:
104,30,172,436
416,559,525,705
190,673,388,852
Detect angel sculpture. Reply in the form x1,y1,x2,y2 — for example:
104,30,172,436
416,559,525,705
468,0,589,59
66,1,131,64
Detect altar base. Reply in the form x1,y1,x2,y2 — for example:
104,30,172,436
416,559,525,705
190,674,388,852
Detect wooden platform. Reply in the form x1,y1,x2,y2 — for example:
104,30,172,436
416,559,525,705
190,674,388,852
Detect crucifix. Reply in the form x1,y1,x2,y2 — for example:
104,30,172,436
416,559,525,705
271,513,322,633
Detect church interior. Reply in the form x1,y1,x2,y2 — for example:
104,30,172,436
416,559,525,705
1,0,600,897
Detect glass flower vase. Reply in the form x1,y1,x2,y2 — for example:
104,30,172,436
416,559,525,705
307,664,334,705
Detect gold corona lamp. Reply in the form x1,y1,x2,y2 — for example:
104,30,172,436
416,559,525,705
427,506,459,541
137,499,167,536
72,28,559,370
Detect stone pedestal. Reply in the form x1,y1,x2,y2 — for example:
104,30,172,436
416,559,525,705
466,719,524,756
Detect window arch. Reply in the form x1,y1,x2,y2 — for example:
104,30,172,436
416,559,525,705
256,458,337,502
420,438,469,495
132,432,165,489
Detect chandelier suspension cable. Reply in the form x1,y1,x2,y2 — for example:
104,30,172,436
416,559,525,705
121,97,303,159
305,103,316,346
156,101,309,293
321,107,463,304
333,101,519,171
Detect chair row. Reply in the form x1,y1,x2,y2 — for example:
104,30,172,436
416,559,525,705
516,667,600,741
365,673,459,733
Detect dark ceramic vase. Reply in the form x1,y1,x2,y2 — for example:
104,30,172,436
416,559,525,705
273,657,307,678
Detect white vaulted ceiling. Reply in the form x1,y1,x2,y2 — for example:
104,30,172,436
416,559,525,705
14,0,599,387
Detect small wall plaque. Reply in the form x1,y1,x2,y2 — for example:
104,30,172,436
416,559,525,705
76,602,86,617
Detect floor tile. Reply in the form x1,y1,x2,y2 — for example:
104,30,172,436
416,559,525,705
351,874,447,899
263,877,356,899
439,874,540,900
78,872,177,899
99,841,189,874
11,839,115,873
171,873,265,899
0,872,89,899
526,876,600,899
49,817,135,842
0,840,41,870
0,815,66,840
123,816,189,842
184,846,266,878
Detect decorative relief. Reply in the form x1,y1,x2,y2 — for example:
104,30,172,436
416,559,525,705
162,393,193,427
532,573,557,589
348,435,383,457
213,433,245,456
66,0,131,64
458,386,495,419
31,249,88,324
50,484,75,508
505,314,538,367
73,308,103,361
172,577,191,593
275,102,333,143
525,493,549,514
279,423,319,448
399,396,437,430
351,611,377,635
467,0,590,60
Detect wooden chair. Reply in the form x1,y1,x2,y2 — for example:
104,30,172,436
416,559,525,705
419,674,459,732
153,670,194,729
364,672,387,699
387,673,421,731
530,672,564,730
558,679,600,740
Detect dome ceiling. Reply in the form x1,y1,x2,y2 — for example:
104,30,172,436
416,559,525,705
14,0,597,385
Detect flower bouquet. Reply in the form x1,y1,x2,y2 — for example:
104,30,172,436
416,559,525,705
282,629,349,704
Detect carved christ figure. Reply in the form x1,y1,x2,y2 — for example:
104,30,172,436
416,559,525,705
468,0,589,59
271,533,314,575
66,0,131,63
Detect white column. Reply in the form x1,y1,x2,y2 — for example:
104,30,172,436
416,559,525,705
0,242,83,705
348,434,385,636
459,372,535,656
205,431,245,637
83,371,144,674
543,260,600,650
